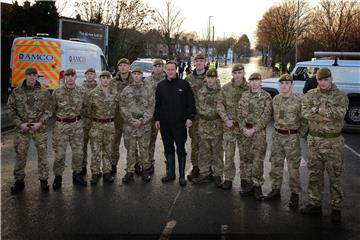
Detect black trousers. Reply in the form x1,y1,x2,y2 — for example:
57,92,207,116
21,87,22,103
159,122,187,157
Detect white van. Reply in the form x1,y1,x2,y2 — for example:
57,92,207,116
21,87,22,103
10,35,109,89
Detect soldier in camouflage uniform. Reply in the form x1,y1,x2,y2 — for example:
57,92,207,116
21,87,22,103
237,72,272,200
7,67,52,193
144,59,166,175
81,67,98,175
52,68,87,190
110,58,133,176
120,67,155,184
264,74,305,208
300,68,348,223
185,52,207,181
192,68,223,187
217,64,249,190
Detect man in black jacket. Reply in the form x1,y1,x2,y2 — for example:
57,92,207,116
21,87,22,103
154,60,196,186
303,68,319,94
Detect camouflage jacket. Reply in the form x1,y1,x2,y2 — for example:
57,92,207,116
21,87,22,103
7,80,52,128
301,84,348,133
217,79,249,123
197,85,222,138
145,71,166,94
273,93,303,130
84,86,120,120
110,72,132,93
185,69,207,101
53,85,85,118
120,81,155,137
238,89,272,132
82,79,98,90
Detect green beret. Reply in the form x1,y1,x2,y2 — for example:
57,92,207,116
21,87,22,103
232,64,244,72
278,74,293,82
194,53,205,60
132,67,143,74
64,68,76,76
316,67,331,80
206,68,218,77
248,72,262,80
153,59,164,66
99,70,111,78
25,67,38,75
117,58,130,66
85,67,96,74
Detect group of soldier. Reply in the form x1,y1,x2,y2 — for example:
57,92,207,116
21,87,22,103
7,52,348,223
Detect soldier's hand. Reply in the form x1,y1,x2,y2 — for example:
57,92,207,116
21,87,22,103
225,120,234,128
20,123,30,132
155,121,160,129
186,119,192,128
31,122,43,131
132,120,141,128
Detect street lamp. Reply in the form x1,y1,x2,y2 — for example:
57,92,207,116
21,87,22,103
207,16,213,58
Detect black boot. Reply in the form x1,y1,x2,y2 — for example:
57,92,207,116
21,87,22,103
254,186,264,201
331,210,341,223
134,163,142,176
80,167,87,176
111,165,117,176
10,179,25,194
141,167,152,183
73,172,87,186
162,153,176,183
213,176,222,188
40,180,50,192
264,189,281,201
122,172,134,184
103,173,114,183
90,173,101,185
222,180,232,190
178,155,187,187
52,175,62,190
300,204,322,215
148,164,155,175
289,193,299,208
187,166,200,182
240,180,254,197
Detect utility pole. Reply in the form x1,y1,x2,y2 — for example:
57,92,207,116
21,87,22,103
295,0,299,64
206,16,213,57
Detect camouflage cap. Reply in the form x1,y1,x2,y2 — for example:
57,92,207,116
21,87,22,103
316,67,332,80
278,73,293,82
166,60,178,67
231,64,245,72
132,67,143,74
248,72,262,81
117,58,130,66
85,67,96,74
153,58,164,66
206,68,218,77
99,70,111,78
25,67,38,75
194,52,205,60
64,68,76,76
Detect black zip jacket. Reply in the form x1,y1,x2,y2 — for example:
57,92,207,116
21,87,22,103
154,76,196,125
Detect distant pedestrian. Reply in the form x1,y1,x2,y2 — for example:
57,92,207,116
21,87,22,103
178,59,186,79
303,68,319,94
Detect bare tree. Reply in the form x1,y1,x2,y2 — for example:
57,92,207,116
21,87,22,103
153,0,184,59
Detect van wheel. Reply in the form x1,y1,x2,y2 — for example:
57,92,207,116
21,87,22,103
345,101,360,125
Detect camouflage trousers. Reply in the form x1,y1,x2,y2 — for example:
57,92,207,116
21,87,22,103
82,118,92,168
222,126,242,181
189,118,200,167
13,128,49,181
53,120,83,176
269,132,301,193
89,122,114,174
239,130,267,187
307,135,344,210
111,115,123,167
124,132,151,173
198,137,224,177
148,120,158,162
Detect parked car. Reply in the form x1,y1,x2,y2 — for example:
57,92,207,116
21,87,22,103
130,59,154,79
261,52,360,125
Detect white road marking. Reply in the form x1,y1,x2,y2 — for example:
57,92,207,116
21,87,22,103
221,224,229,240
345,144,360,158
159,220,177,240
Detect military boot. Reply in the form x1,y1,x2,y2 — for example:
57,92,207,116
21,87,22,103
148,164,155,175
331,210,341,223
221,180,232,190
187,166,200,182
162,154,176,183
103,173,114,183
52,175,62,190
300,204,322,215
73,172,87,186
122,172,134,184
192,174,212,184
178,155,187,186
264,189,281,201
240,180,254,197
40,180,50,192
254,186,264,201
134,163,142,176
90,173,101,185
10,179,25,194
289,193,299,208
141,168,151,183
80,167,87,176
214,176,222,188
111,165,117,176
